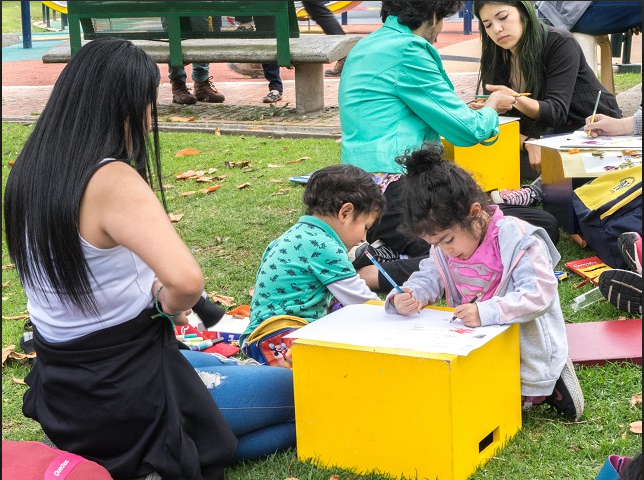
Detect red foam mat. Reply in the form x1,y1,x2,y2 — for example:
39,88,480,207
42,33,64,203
565,319,642,366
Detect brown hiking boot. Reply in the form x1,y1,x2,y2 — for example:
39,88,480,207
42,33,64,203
193,77,225,103
325,57,346,78
171,80,197,105
228,63,265,79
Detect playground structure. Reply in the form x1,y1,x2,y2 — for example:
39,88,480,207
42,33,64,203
295,1,363,21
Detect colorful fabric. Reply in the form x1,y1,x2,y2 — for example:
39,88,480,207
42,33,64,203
448,206,504,302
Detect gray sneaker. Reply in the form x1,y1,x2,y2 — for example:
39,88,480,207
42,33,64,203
262,90,283,103
545,357,584,421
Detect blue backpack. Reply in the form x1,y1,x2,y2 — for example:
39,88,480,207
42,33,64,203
572,166,642,269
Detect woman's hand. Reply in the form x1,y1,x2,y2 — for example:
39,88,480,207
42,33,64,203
483,86,518,114
584,114,634,137
452,303,482,327
392,288,422,315
525,142,542,175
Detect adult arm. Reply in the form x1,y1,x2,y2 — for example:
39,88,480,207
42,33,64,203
80,162,204,317
396,42,513,147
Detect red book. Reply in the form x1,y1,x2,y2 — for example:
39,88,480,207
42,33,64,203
565,256,612,286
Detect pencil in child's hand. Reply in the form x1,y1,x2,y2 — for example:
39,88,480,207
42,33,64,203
364,251,404,294
587,91,602,137
450,293,483,323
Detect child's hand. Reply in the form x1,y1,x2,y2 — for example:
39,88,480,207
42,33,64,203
393,288,422,315
452,303,482,327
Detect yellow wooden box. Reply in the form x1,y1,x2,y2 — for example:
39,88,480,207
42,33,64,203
292,320,521,480
442,118,520,192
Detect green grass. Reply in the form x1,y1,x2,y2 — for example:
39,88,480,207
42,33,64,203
2,1,51,34
2,123,642,480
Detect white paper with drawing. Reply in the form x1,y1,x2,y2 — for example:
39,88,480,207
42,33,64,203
285,303,510,356
525,131,643,150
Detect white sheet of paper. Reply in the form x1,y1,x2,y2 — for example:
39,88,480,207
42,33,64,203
581,152,638,173
525,130,643,150
285,303,510,356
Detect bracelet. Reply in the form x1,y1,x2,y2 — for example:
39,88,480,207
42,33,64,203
522,138,534,151
152,285,182,320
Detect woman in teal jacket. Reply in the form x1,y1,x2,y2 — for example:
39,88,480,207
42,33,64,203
339,1,560,290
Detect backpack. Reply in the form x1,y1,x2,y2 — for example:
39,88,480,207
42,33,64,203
572,166,642,269
1,441,113,479
242,315,309,368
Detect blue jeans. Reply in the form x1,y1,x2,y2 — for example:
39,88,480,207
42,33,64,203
262,63,283,93
572,1,642,35
540,1,643,35
166,17,220,82
181,350,296,463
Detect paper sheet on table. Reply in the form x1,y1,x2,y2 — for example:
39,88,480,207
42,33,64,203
525,131,643,150
285,303,509,356
582,152,640,173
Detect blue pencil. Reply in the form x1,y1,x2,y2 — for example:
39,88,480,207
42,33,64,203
364,251,404,294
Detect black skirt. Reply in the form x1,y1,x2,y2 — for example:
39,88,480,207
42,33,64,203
23,307,238,480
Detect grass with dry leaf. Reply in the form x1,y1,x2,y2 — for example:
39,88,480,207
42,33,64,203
2,123,641,480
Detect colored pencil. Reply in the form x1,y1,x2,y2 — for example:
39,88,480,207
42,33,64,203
364,251,404,294
587,91,602,137
450,293,483,323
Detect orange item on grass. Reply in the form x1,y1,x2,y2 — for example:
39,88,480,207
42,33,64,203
227,305,250,318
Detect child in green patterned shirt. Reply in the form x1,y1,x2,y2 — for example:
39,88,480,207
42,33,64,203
241,164,385,367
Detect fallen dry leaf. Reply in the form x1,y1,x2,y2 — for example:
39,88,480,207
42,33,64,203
169,116,195,122
179,191,197,197
329,476,341,480
225,160,252,168
2,314,30,321
213,175,227,181
269,179,284,183
2,345,37,366
267,164,283,168
214,127,221,136
2,264,16,270
246,126,266,131
227,305,250,318
630,421,642,434
248,288,254,296
175,148,200,157
2,344,15,365
207,168,219,174
200,185,222,194
209,292,235,307
286,156,311,164
12,375,27,385
168,213,184,223
630,393,642,407
236,182,251,190
196,176,214,183
176,170,199,180
8,160,15,166
2,281,10,289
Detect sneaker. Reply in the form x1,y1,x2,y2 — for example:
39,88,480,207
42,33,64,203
352,242,401,270
545,357,584,421
490,187,536,206
193,76,225,103
598,269,643,314
618,232,643,275
262,90,283,103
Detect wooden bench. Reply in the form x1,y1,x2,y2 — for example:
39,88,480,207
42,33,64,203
66,1,300,67
44,35,361,114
